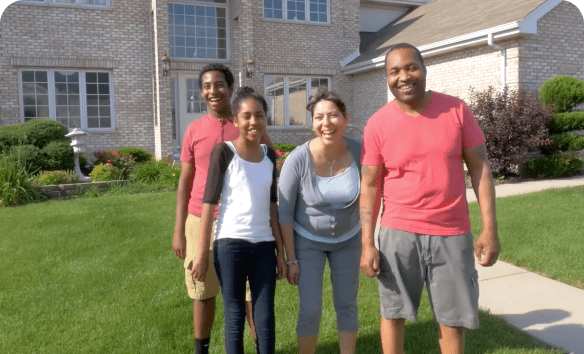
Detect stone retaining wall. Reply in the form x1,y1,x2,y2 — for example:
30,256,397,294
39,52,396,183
39,181,128,200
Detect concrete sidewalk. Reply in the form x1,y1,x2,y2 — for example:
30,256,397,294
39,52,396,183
469,176,584,353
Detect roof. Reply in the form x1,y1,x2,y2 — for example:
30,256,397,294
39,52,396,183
343,0,562,73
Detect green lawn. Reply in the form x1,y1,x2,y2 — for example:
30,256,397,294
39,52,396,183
470,185,584,289
0,191,568,353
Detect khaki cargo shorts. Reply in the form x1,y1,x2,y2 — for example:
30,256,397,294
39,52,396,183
184,214,251,302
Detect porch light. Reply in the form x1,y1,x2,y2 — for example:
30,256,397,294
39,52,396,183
246,58,255,78
161,51,171,77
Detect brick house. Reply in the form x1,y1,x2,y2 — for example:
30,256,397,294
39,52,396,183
0,0,582,159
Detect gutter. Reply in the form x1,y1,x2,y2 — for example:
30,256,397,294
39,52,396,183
487,32,506,88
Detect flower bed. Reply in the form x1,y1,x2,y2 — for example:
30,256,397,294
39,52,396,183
38,180,129,200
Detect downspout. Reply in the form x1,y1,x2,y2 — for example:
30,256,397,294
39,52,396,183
487,32,506,89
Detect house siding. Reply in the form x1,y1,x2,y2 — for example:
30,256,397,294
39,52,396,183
519,1,584,92
0,0,155,155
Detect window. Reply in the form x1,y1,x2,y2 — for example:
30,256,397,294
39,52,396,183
169,0,228,60
19,0,109,7
20,69,115,130
263,0,328,23
264,75,330,127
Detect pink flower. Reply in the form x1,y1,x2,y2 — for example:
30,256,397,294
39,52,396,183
276,150,285,156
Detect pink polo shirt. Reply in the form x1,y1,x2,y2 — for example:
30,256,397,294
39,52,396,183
361,92,485,235
180,114,240,217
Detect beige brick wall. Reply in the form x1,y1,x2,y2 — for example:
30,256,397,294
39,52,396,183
519,1,584,93
0,0,155,157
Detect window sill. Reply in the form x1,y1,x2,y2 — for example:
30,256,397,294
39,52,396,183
261,18,331,26
17,2,111,11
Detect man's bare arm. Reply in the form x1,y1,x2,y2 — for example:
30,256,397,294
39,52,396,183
463,143,500,267
173,162,194,259
360,164,383,278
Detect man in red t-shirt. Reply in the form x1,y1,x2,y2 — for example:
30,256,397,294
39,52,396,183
360,43,500,353
172,64,270,354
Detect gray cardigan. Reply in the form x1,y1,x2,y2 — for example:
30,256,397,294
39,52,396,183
278,137,362,241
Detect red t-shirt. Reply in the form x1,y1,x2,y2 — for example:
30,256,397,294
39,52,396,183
180,114,239,217
361,92,485,235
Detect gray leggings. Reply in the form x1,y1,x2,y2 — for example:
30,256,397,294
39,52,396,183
294,232,361,337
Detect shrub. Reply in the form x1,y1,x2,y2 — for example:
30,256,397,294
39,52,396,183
131,160,180,188
0,153,41,207
274,143,296,153
115,147,152,163
41,141,74,171
0,125,25,154
547,111,584,134
36,170,78,186
469,86,552,175
90,163,121,181
9,144,44,173
539,75,584,113
542,133,584,154
94,150,136,180
523,153,583,178
20,118,69,148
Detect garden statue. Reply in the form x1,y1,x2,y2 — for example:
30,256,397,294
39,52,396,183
65,128,91,182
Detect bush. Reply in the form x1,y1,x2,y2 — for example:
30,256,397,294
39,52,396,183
539,75,584,113
469,86,552,175
9,144,44,173
115,147,152,163
131,160,180,188
42,141,74,171
523,153,583,178
35,170,78,186
542,133,584,154
0,125,25,154
90,163,121,181
0,119,68,155
94,150,136,180
274,144,296,153
547,111,584,134
0,153,41,207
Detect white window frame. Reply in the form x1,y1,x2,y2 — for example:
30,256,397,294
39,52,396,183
19,68,116,132
168,0,230,62
263,0,330,24
264,75,331,129
18,0,110,9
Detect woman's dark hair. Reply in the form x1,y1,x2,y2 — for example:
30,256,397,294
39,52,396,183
306,89,347,117
231,86,268,114
198,63,235,91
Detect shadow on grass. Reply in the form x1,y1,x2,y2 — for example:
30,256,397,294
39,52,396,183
275,310,560,354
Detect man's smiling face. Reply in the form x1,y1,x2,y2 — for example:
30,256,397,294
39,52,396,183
385,48,427,107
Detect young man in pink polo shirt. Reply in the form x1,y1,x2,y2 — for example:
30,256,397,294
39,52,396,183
360,43,500,353
173,64,268,354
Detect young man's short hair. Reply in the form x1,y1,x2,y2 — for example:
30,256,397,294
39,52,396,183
198,63,235,91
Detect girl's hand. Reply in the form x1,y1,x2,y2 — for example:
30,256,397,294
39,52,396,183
190,255,209,282
276,255,287,280
286,263,299,285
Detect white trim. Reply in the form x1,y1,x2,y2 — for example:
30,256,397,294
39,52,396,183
18,68,115,132
340,47,360,67
262,0,331,25
519,0,563,33
17,0,110,9
342,0,565,75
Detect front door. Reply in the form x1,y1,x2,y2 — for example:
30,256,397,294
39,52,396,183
174,72,207,153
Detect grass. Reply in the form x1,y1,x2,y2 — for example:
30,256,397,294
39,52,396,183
0,192,566,353
470,185,584,289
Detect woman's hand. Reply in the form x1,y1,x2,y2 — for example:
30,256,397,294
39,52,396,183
276,254,288,280
286,263,299,285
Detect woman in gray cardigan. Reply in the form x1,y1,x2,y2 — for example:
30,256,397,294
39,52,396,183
279,90,361,354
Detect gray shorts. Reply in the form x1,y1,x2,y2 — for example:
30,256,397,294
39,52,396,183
377,228,479,329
